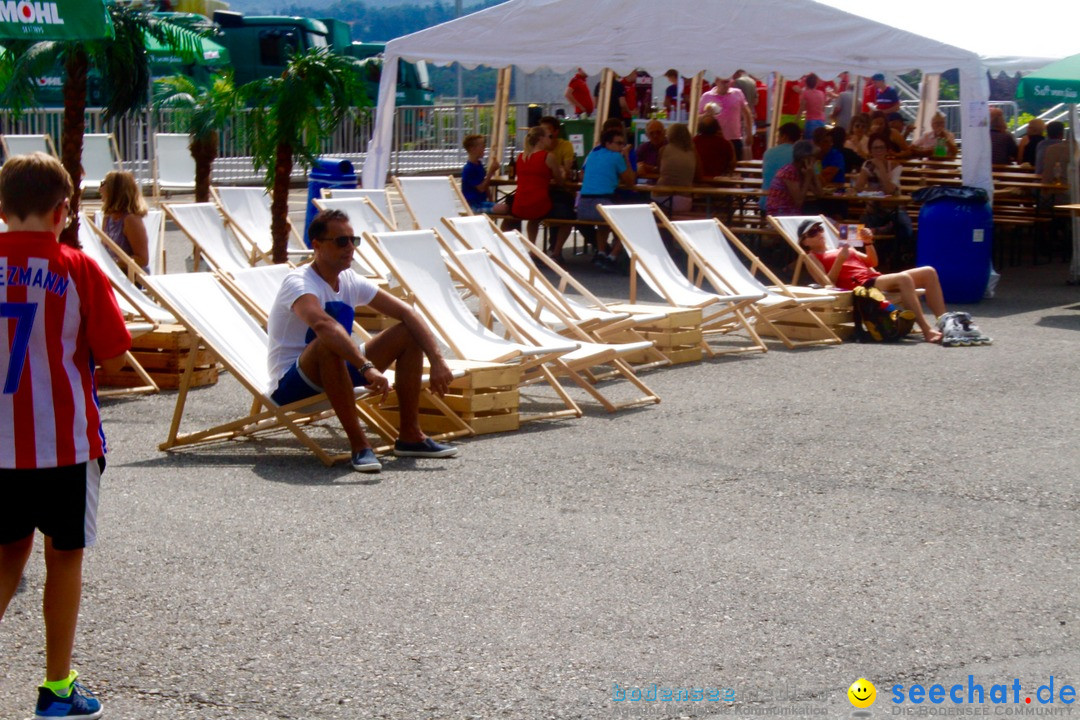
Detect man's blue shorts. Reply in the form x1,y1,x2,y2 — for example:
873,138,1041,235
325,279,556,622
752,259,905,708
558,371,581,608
270,344,370,406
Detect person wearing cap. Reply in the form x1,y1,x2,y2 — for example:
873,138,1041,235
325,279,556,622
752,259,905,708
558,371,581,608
565,68,594,117
870,73,900,114
796,219,946,343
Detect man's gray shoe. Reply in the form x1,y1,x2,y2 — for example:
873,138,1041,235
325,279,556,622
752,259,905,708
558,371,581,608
393,438,460,458
351,448,382,473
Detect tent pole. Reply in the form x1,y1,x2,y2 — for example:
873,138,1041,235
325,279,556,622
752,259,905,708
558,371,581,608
490,67,512,172
688,72,704,135
916,72,941,140
768,74,785,149
595,68,614,144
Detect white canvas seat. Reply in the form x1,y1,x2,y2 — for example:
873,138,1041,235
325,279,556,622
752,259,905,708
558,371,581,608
599,203,768,357
452,248,660,413
670,218,842,348
153,133,197,196
393,176,471,231
321,188,395,227
211,186,310,264
442,215,674,369
1,134,56,160
162,202,264,275
80,133,123,191
79,215,175,325
366,229,583,421
143,272,470,465
94,209,165,276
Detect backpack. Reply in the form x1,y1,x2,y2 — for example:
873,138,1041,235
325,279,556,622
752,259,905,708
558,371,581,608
851,285,916,342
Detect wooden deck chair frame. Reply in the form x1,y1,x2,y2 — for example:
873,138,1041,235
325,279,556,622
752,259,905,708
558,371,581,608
392,176,472,230
76,217,160,396
162,202,275,274
93,209,166,278
446,246,660,413
364,229,584,423
599,203,769,357
441,215,672,372
669,218,843,348
152,133,197,199
141,272,417,466
1,133,57,160
210,186,309,264
80,133,123,192
320,188,396,229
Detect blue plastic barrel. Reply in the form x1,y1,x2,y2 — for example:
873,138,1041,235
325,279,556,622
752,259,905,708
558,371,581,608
304,158,357,246
914,186,993,304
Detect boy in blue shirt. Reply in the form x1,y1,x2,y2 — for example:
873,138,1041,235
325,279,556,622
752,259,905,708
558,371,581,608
461,134,497,213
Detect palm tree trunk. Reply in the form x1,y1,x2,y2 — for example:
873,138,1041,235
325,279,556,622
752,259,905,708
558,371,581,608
59,47,88,248
271,142,293,264
191,132,218,204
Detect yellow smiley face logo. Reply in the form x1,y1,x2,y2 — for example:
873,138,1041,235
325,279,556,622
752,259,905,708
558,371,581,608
848,678,876,708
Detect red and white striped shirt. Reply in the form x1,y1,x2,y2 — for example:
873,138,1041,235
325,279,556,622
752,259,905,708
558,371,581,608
1,231,131,469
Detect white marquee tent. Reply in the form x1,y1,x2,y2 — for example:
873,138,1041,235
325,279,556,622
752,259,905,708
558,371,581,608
362,0,993,191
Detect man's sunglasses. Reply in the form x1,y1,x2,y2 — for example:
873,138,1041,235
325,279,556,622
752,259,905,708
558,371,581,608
321,235,362,248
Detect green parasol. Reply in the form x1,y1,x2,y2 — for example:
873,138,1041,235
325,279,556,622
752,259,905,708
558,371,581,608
0,0,113,41
1016,52,1080,103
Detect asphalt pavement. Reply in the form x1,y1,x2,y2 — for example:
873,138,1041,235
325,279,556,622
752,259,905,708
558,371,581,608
1,196,1077,719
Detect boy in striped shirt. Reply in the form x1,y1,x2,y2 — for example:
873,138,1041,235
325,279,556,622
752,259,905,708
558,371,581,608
0,153,131,719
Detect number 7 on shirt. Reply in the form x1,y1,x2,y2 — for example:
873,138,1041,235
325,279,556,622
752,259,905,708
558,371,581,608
2,301,38,394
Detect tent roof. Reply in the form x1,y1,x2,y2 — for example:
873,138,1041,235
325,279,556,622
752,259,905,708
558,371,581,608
385,0,983,79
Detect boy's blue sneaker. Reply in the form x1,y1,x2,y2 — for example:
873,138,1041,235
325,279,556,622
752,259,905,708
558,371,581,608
393,437,460,458
35,681,102,720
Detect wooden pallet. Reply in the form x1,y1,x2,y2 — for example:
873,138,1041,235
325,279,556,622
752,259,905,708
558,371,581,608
755,291,855,342
606,305,706,365
380,362,522,436
97,324,219,390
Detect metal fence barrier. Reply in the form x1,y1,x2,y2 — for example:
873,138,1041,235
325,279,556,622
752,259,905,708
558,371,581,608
0,102,552,187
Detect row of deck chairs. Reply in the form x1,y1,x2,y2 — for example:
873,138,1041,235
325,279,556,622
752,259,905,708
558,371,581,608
0,132,215,197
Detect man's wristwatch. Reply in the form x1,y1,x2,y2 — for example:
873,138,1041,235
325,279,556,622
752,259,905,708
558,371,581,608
358,362,375,376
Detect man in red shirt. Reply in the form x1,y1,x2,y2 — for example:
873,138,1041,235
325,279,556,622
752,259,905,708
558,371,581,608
564,68,594,116
798,219,946,342
1,152,131,719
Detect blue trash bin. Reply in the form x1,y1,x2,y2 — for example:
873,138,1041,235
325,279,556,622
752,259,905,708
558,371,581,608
913,186,993,304
304,157,357,246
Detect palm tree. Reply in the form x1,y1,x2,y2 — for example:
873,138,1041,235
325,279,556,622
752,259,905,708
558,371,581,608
244,48,368,263
153,72,240,203
0,4,200,246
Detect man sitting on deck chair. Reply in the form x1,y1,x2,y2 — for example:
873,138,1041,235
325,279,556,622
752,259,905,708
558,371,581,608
267,209,459,472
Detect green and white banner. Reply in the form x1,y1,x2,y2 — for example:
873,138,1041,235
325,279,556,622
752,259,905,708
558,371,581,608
0,0,113,41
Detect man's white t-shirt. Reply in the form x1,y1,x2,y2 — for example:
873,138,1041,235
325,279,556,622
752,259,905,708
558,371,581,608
266,264,379,391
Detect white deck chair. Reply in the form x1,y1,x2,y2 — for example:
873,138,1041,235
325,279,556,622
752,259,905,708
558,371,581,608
441,215,672,367
211,186,310,264
142,271,420,465
1,133,56,160
670,219,842,348
153,133,197,197
452,248,660,413
321,188,395,228
79,215,175,326
94,209,166,277
599,203,768,357
365,229,583,422
162,202,264,275
311,196,397,281
80,133,123,192
393,176,472,230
